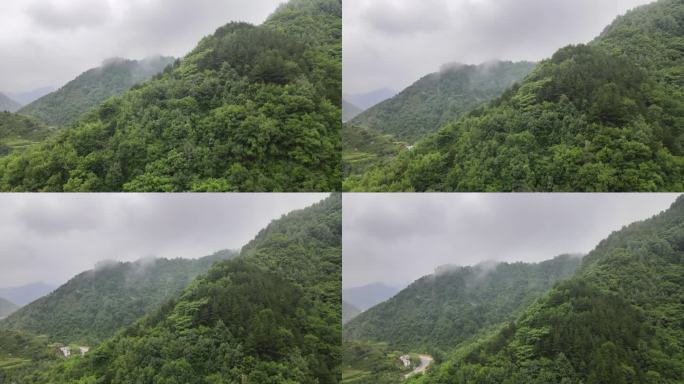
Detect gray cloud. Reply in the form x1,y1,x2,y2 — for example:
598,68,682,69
0,0,283,93
0,193,326,288
343,193,680,289
344,0,656,94
26,0,112,31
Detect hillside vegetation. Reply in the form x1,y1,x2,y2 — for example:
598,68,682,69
19,56,174,127
0,0,342,192
411,196,684,383
343,124,405,176
0,251,237,345
0,112,55,156
351,0,684,192
344,256,581,354
351,61,536,143
343,100,363,122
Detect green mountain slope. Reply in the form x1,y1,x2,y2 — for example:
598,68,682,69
0,251,236,345
343,124,405,177
19,56,174,127
0,112,55,156
0,0,341,192
17,194,341,384
344,256,581,353
351,61,536,143
352,0,684,192
417,195,684,383
0,330,56,381
0,298,18,319
343,100,363,122
0,93,22,113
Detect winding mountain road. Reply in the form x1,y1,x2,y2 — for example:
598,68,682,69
404,354,434,379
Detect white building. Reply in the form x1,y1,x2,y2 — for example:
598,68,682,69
399,355,411,368
59,346,71,357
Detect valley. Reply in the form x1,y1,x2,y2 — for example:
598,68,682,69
342,193,683,383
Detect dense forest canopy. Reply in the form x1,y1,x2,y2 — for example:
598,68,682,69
18,56,175,128
409,195,684,383
350,0,684,192
350,61,537,143
0,0,341,192
2,194,341,384
0,251,237,345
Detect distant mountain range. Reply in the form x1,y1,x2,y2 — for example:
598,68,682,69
7,87,55,105
19,56,175,127
343,300,361,324
350,61,536,143
343,282,404,312
0,297,18,319
343,88,397,111
0,282,56,307
344,255,582,351
0,93,21,113
0,251,237,345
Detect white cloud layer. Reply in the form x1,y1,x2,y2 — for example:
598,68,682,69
0,0,283,93
344,0,656,94
343,193,680,288
0,193,326,287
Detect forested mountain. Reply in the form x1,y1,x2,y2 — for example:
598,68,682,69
19,56,174,127
0,112,55,156
0,0,341,192
351,0,684,192
0,93,21,113
343,99,363,122
344,256,581,353
10,194,341,384
0,283,56,307
343,301,361,324
0,250,237,345
344,88,397,111
0,298,18,319
343,282,403,312
413,195,684,383
351,61,536,143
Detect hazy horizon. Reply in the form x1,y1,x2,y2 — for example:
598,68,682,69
0,0,283,93
0,193,326,288
343,193,680,289
343,0,656,94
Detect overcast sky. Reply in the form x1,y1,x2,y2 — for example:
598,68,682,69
0,0,283,93
343,0,656,94
343,193,680,289
0,193,326,288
